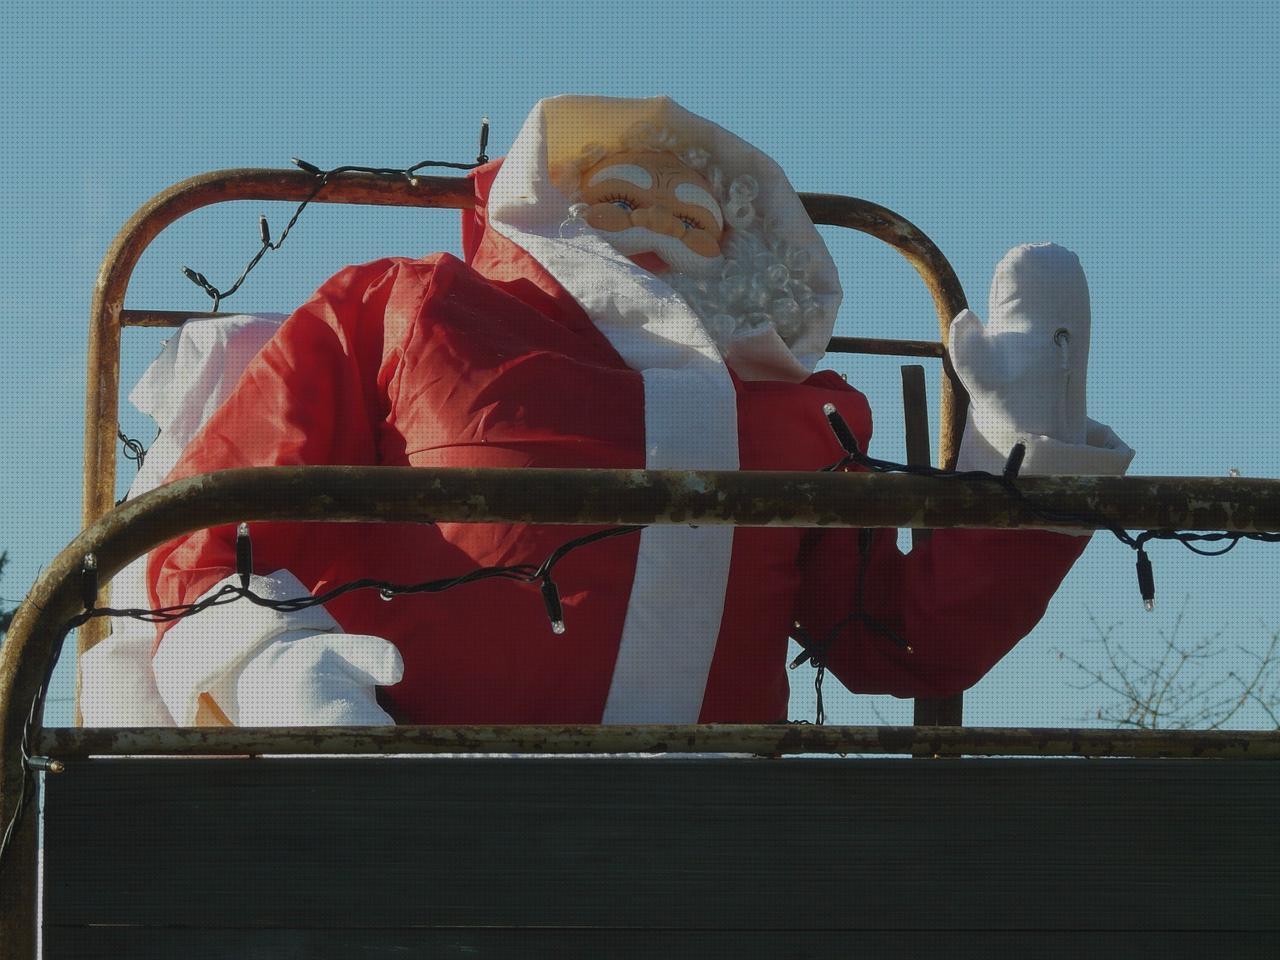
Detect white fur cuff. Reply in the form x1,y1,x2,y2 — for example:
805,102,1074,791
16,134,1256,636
956,416,1134,478
955,417,1135,537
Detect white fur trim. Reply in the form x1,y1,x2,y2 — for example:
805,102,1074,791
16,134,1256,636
83,315,284,726
487,95,842,378
601,368,738,724
723,327,813,382
956,416,1135,536
152,569,342,726
490,97,758,723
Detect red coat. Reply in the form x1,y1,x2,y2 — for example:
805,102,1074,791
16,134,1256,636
148,163,1086,724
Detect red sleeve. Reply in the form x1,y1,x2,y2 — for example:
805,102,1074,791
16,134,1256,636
145,257,429,629
793,526,1089,698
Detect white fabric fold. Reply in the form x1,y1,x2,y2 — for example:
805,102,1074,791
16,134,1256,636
152,569,342,726
233,628,403,727
82,314,284,727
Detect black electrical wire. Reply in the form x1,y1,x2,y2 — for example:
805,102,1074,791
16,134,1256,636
788,405,1280,723
182,118,491,312
0,515,636,872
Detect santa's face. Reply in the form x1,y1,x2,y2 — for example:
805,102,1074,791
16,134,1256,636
578,150,725,275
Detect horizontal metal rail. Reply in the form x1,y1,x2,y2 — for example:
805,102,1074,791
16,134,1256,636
8,466,1280,768
4,466,1280,951
80,171,969,671
86,171,970,546
35,724,1280,760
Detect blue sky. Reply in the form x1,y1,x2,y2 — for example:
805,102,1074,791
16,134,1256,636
2,0,1277,727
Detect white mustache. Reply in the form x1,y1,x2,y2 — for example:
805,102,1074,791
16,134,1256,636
598,226,724,278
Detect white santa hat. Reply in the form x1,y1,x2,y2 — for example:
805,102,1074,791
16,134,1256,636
485,94,842,383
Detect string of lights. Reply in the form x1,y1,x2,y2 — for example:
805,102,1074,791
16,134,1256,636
818,403,1280,610
116,429,148,470
10,127,1278,862
181,119,491,311
780,405,1280,719
5,412,1278,866
0,515,633,871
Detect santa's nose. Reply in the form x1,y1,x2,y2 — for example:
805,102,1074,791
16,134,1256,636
632,204,684,238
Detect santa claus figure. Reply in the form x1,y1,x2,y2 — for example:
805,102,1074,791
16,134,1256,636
85,95,1134,727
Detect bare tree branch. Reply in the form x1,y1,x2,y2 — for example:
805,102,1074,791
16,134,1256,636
1057,598,1280,730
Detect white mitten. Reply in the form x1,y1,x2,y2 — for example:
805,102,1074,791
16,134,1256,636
233,629,404,727
153,568,402,726
950,243,1133,477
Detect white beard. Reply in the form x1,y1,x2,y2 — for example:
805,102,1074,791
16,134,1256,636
564,205,827,358
662,228,823,356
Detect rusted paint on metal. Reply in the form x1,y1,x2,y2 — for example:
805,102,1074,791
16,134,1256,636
826,336,945,359
5,466,1279,954
78,173,969,677
6,465,1279,809
32,724,1280,760
79,170,479,664
801,193,969,468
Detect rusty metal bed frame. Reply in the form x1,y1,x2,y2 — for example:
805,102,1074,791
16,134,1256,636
3,170,1278,957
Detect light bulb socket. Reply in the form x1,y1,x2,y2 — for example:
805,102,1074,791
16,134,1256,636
80,553,99,610
1003,442,1027,481
822,404,860,457
235,523,253,590
540,578,564,635
1136,549,1155,612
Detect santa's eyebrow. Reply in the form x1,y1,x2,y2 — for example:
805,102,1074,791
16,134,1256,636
674,182,724,230
586,164,653,190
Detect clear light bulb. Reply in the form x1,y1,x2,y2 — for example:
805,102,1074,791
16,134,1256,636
551,620,566,636
379,589,395,602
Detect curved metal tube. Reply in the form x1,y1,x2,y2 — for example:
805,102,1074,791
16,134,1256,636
80,170,967,666
85,169,475,534
11,465,1280,774
5,466,1280,951
84,172,967,537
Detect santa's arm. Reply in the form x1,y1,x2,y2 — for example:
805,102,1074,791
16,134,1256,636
794,526,1087,698
146,258,417,725
797,241,1136,698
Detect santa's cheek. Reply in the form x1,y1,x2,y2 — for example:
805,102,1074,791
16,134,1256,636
584,203,633,233
682,229,723,257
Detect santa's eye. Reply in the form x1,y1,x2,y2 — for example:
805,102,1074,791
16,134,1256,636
678,215,705,231
600,195,636,212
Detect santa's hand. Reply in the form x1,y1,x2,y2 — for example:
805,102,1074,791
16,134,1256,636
950,243,1132,478
234,629,403,726
950,243,1090,444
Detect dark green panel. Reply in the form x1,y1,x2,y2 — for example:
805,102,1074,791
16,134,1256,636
39,927,1280,960
43,758,1279,933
